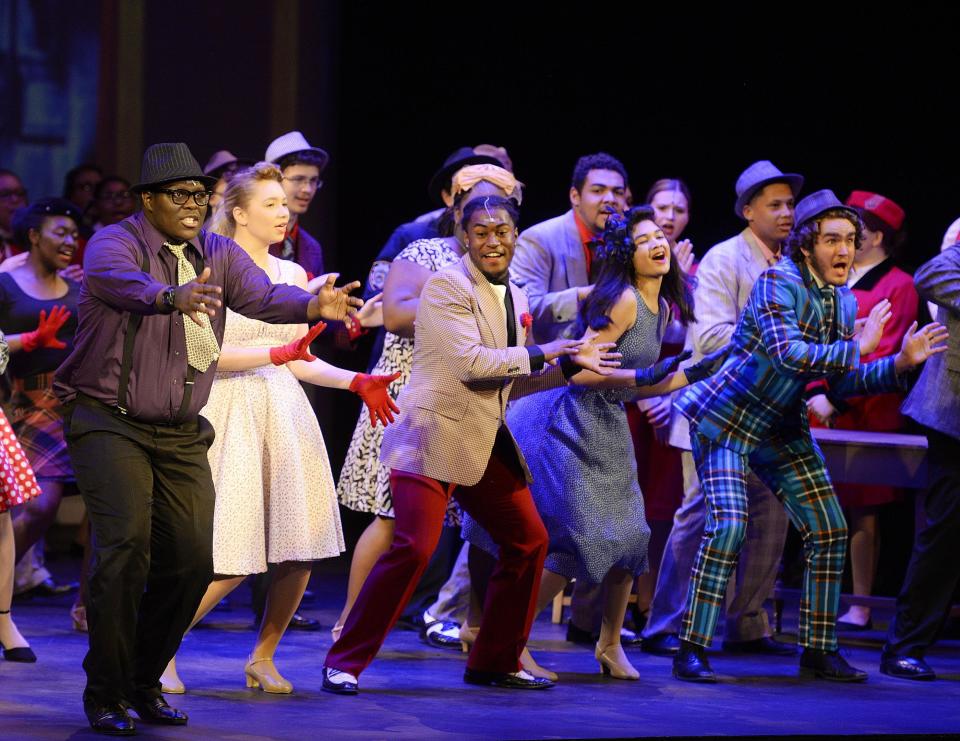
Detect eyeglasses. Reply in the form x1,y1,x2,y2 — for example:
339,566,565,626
100,190,133,202
0,189,27,201
283,175,323,190
154,188,213,206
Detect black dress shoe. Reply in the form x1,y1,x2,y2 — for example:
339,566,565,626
799,648,868,682
421,619,463,649
672,640,716,683
129,694,188,725
620,627,642,646
1,643,37,662
880,653,936,681
565,621,598,645
642,633,681,656
322,666,359,695
83,694,136,736
464,667,555,689
722,636,797,656
287,612,321,631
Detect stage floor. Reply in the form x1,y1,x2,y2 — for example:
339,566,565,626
3,568,959,740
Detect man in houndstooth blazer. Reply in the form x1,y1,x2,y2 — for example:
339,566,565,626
672,190,946,684
321,196,620,693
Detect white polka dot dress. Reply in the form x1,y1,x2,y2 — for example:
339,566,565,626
201,260,345,575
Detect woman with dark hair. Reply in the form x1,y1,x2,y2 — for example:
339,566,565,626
3,199,84,633
463,206,718,681
627,178,696,629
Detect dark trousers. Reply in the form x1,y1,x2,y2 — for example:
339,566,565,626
325,429,548,676
64,397,215,704
886,427,960,656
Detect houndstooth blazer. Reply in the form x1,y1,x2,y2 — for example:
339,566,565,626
381,253,566,486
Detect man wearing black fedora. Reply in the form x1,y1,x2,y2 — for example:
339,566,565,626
643,160,801,659
54,142,362,735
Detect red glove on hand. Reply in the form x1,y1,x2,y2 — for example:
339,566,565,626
20,305,71,352
269,322,327,365
349,372,401,427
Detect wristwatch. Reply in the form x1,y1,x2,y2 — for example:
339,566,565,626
160,286,177,313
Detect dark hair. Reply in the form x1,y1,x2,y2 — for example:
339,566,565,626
571,153,628,193
460,196,520,232
785,209,863,266
645,178,692,210
576,206,695,335
438,182,520,237
62,162,103,198
12,198,81,248
858,209,905,258
0,168,21,181
275,150,327,172
94,175,132,200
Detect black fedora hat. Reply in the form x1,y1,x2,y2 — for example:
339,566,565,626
427,147,502,205
131,143,218,193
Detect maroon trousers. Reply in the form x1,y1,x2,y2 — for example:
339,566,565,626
325,429,548,676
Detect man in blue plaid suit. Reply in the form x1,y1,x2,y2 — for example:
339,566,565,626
673,190,948,683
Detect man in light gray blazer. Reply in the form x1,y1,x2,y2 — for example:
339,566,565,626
642,160,803,657
881,244,960,681
511,152,628,343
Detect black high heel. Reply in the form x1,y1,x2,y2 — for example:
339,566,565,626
0,609,37,662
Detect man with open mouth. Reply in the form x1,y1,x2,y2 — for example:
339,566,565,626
54,142,364,736
672,189,948,684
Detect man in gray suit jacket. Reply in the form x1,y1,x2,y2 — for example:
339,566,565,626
881,244,960,681
511,152,628,343
642,160,802,657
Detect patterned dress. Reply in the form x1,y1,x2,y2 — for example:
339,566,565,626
463,290,665,583
0,333,40,513
337,238,461,523
0,273,79,482
201,259,344,575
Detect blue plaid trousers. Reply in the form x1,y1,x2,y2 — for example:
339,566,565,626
681,430,847,651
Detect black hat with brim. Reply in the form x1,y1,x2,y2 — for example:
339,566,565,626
428,147,504,205
131,142,218,193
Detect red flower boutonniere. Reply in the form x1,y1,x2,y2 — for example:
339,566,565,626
520,312,533,330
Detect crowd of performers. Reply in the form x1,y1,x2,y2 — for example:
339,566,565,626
0,138,957,736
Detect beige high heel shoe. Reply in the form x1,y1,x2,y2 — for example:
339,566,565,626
161,656,185,694
244,655,294,694
459,624,558,681
595,642,639,680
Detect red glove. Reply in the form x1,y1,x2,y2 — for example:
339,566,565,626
349,372,401,427
20,305,71,352
269,322,327,365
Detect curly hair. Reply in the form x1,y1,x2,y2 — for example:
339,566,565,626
207,161,284,238
576,205,696,335
460,195,520,232
571,152,628,192
785,208,863,266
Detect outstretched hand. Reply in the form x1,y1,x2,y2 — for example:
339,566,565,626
635,349,692,387
21,305,72,351
309,274,364,322
570,335,621,375
857,299,891,355
174,267,223,327
269,322,327,365
350,371,402,427
683,344,732,384
894,321,949,373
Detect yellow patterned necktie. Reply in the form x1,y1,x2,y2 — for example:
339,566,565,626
165,242,220,372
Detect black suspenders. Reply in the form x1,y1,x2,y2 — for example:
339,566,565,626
115,221,206,422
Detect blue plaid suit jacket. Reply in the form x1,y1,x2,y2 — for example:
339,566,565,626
676,257,904,453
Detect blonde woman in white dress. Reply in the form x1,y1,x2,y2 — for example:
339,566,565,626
162,163,398,695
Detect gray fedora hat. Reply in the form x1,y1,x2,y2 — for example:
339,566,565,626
131,143,217,193
793,189,858,229
734,160,804,219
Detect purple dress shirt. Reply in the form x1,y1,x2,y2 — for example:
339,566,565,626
54,212,312,423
